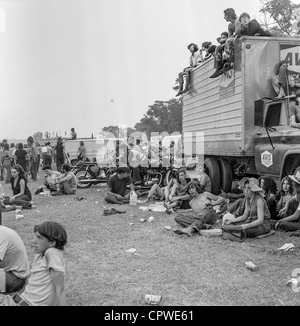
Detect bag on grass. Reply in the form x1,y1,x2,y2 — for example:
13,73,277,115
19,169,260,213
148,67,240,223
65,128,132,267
221,224,246,242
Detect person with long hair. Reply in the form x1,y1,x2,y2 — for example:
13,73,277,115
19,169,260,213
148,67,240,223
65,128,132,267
3,164,32,208
164,168,191,212
77,141,86,161
258,176,278,220
276,176,294,219
226,178,272,238
276,171,300,232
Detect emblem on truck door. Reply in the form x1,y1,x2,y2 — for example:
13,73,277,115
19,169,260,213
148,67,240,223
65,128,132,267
261,151,273,167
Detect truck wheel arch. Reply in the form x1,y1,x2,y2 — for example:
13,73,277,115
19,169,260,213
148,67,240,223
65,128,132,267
280,151,300,180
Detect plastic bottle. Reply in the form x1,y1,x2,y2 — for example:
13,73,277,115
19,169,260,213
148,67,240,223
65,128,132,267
129,191,137,206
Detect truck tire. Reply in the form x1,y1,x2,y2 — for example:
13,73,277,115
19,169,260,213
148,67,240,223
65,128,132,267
218,158,232,193
204,158,220,195
75,170,92,188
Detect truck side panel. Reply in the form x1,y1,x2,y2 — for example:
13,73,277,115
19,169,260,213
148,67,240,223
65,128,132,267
182,56,243,156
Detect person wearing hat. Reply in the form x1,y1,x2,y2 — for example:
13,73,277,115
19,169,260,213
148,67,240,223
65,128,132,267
225,178,272,237
275,171,300,232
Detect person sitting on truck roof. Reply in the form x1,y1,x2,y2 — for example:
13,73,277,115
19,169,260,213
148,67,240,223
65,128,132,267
201,42,217,61
209,32,228,78
224,178,272,238
175,43,202,97
70,128,77,140
289,90,300,128
239,12,271,37
275,171,300,232
173,181,227,236
211,8,242,78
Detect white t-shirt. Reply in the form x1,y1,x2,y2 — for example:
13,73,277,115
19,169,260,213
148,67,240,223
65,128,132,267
0,226,30,279
20,247,65,306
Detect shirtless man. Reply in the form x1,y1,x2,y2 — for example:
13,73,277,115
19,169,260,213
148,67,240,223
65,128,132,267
174,181,227,236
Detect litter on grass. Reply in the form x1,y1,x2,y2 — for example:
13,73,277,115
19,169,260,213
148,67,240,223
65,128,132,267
148,216,155,222
277,243,295,251
126,248,136,254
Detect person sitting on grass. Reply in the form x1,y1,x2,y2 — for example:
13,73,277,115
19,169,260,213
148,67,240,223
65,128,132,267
224,178,272,238
164,168,192,212
51,163,77,196
3,164,32,209
0,225,30,298
193,163,212,193
275,171,300,232
105,166,140,204
35,165,62,194
225,177,248,217
1,221,67,306
173,181,227,236
258,176,278,220
275,176,294,220
145,178,174,203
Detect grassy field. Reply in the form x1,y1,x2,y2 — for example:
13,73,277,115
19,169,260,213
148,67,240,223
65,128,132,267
1,171,300,306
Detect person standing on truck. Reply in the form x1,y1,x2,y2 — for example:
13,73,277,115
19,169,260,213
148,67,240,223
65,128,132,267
175,43,202,97
70,128,77,140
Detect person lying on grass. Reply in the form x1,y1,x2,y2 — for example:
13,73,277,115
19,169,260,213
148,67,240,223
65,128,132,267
35,165,62,194
51,163,77,196
224,178,272,238
0,221,67,306
145,178,174,203
174,181,227,236
104,166,142,204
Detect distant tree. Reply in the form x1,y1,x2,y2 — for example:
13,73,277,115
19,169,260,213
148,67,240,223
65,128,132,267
33,132,43,140
134,98,182,139
259,0,300,35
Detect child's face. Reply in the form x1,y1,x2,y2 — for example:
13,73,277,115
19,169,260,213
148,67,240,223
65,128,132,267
282,180,290,192
188,185,197,197
33,231,55,254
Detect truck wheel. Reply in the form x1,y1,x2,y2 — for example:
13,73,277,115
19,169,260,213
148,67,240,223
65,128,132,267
218,158,232,193
75,170,92,188
204,158,220,194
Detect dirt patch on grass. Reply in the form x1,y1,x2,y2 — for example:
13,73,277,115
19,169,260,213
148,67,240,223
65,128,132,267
1,174,300,306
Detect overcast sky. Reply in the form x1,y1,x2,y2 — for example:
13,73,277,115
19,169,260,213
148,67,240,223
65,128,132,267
1,0,299,140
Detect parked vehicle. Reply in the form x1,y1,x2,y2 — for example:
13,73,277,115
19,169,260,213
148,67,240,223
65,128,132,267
182,36,300,194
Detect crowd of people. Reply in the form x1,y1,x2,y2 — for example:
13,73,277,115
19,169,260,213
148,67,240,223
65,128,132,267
175,7,299,94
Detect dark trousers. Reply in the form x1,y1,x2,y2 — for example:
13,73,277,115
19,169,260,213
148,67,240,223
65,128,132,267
175,207,217,232
29,158,37,181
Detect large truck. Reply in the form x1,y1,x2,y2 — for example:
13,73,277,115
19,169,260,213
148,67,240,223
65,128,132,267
182,36,300,194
